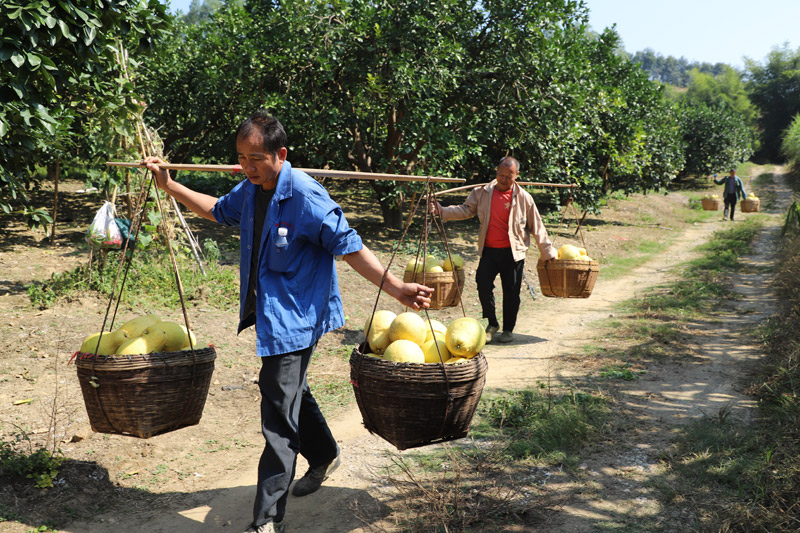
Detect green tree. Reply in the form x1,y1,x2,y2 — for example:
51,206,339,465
781,113,800,175
678,102,754,178
746,44,800,161
142,0,687,225
0,0,169,229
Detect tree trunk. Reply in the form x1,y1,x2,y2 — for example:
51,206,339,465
48,159,60,245
370,181,404,229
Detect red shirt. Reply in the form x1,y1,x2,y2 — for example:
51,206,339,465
485,188,512,248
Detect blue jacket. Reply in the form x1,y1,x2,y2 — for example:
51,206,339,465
213,161,363,356
714,174,748,200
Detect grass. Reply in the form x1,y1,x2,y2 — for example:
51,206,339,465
580,202,800,530
373,384,610,531
26,239,239,311
599,238,674,280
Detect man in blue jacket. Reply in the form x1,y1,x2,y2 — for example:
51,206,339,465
144,111,432,533
713,169,748,221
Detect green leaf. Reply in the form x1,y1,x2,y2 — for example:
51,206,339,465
26,52,42,68
10,52,25,68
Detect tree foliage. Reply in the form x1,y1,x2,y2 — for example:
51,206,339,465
781,113,800,176
0,0,169,227
746,44,800,161
143,0,703,225
632,48,731,87
678,102,754,178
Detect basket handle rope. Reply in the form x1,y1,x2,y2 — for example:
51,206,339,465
87,165,200,435
358,179,456,442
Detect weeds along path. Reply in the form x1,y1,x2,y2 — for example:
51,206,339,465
61,172,788,533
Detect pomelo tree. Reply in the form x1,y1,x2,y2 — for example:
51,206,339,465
0,0,169,232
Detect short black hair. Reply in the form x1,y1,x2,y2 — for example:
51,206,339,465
236,110,287,156
499,156,520,172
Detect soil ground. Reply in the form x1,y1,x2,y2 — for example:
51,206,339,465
0,166,788,532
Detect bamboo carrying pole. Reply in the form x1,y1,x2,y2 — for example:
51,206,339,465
433,181,578,196
106,161,466,184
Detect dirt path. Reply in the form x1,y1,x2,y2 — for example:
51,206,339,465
3,172,787,533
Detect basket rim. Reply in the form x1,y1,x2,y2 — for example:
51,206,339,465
73,345,216,369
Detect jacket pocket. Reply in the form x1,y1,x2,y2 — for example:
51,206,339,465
267,225,297,274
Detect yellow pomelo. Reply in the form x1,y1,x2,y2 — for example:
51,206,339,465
388,312,427,346
578,247,587,256
140,325,168,353
426,264,444,273
383,339,425,363
405,257,424,273
119,314,161,338
180,326,198,349
445,317,486,358
116,336,154,356
557,244,582,260
181,338,203,351
151,321,187,351
364,310,397,355
80,329,128,355
422,339,451,364
444,357,467,365
442,254,464,271
424,319,448,343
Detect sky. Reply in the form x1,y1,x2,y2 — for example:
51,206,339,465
583,0,798,68
166,0,799,69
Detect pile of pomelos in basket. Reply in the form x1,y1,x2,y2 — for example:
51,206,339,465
78,314,200,356
363,311,485,365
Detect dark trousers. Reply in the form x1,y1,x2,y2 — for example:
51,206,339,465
253,344,338,526
723,193,737,220
476,246,525,332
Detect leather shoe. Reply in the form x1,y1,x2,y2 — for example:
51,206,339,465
292,452,340,497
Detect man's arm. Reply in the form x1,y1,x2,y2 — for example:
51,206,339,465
143,157,219,221
343,245,433,310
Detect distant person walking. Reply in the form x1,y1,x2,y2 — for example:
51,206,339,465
713,169,747,221
430,156,557,344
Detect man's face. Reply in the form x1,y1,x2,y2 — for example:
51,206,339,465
729,170,736,178
495,163,518,192
236,132,286,190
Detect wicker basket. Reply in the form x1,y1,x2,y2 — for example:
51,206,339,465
350,344,487,450
701,198,721,211
74,346,216,438
741,198,760,213
537,258,599,298
403,269,466,309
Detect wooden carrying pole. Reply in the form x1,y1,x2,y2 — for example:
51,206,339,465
106,162,465,184
434,181,578,196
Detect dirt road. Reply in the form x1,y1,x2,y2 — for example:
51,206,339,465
2,171,787,532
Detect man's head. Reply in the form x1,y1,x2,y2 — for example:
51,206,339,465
495,156,519,192
236,110,288,190
729,168,736,177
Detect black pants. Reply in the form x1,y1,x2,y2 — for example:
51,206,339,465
476,247,525,332
723,193,737,220
253,344,338,526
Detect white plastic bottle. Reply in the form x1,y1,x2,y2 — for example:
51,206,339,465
276,227,288,247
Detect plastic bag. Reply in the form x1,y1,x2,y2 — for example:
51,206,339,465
86,201,122,249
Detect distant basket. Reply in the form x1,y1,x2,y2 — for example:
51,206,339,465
741,198,760,213
74,346,216,439
537,258,599,298
701,198,721,211
350,344,487,450
403,268,465,309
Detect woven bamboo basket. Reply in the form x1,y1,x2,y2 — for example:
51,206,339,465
537,258,599,298
74,346,216,438
403,269,465,309
701,198,721,211
741,198,760,212
350,344,487,450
